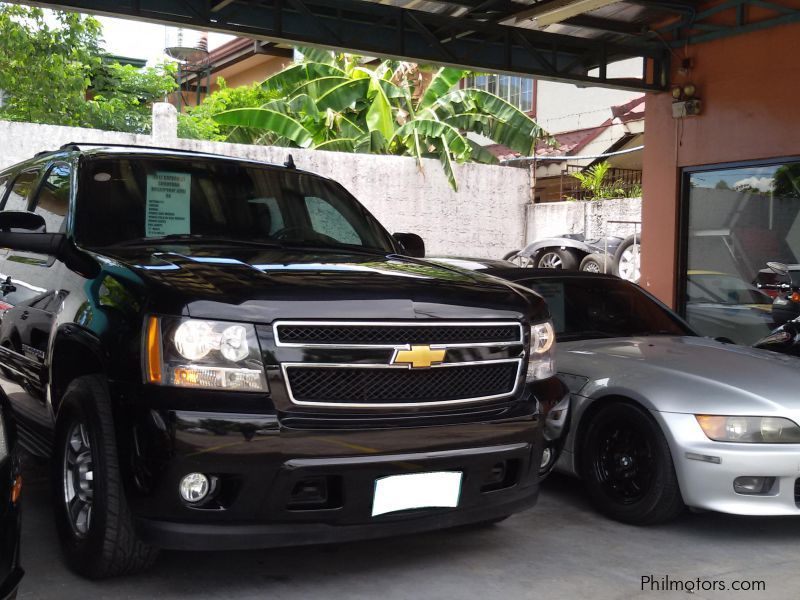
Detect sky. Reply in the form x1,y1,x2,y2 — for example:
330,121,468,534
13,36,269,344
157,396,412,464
96,15,234,65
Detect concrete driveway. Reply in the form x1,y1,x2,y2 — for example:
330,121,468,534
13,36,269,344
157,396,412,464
16,453,800,600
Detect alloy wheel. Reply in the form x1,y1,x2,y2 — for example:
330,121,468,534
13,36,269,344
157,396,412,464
618,246,640,282
63,421,94,538
583,262,601,273
591,421,654,505
538,252,563,269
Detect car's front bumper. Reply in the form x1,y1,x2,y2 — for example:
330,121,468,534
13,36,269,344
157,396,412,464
656,411,800,515
136,441,539,551
123,388,547,551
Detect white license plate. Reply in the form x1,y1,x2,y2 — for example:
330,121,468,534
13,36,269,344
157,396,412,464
371,471,462,517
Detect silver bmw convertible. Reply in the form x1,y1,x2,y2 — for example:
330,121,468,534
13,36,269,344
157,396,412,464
487,268,800,525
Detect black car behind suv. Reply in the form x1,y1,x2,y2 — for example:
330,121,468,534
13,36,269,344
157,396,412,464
0,144,566,578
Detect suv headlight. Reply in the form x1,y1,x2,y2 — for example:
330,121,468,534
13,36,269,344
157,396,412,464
145,316,268,392
527,321,556,381
696,415,800,443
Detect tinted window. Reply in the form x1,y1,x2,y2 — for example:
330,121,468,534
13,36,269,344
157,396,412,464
33,163,71,233
521,277,692,341
2,171,38,212
75,157,393,252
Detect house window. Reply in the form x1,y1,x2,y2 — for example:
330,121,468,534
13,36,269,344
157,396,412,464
679,158,800,345
465,74,534,112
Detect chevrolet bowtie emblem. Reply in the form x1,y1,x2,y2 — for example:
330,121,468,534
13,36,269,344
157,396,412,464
391,345,446,368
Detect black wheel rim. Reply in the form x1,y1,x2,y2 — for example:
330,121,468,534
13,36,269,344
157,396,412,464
63,421,94,538
591,419,654,505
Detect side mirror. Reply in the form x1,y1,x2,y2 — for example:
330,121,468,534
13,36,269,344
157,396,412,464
0,211,46,233
0,231,99,279
393,232,425,258
767,261,790,277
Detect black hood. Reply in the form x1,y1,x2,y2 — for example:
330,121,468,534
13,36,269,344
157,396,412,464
100,246,547,323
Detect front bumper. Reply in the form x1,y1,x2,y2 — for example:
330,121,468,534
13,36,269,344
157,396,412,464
656,411,800,516
124,391,545,551
136,441,539,551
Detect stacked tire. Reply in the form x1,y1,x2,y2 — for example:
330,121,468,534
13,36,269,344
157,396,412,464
503,233,641,283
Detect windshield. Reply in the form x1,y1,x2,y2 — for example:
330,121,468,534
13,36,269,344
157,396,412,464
687,273,772,306
519,276,693,341
75,156,395,252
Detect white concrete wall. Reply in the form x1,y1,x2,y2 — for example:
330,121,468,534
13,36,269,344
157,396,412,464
525,197,642,246
0,106,532,259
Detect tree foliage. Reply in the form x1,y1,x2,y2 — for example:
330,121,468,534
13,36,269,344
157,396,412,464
195,49,545,190
570,161,639,200
177,79,280,141
0,4,176,133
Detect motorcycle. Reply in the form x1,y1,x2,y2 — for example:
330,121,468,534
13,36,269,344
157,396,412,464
753,262,800,355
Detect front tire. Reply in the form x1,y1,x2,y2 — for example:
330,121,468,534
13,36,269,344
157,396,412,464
53,375,158,578
580,402,683,525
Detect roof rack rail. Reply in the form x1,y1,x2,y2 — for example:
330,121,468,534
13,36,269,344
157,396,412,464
58,141,189,153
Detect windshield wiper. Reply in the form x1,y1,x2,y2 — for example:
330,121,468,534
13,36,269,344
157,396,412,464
278,240,389,256
104,234,286,249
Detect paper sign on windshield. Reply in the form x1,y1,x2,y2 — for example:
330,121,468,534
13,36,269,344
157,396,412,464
145,172,191,237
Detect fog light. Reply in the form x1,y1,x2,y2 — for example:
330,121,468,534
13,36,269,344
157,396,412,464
179,473,210,503
540,447,553,470
733,476,775,495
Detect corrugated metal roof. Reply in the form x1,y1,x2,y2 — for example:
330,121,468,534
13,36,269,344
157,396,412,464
359,0,683,45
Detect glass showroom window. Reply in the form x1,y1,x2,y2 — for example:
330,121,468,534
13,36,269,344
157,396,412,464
682,159,800,345
464,74,534,112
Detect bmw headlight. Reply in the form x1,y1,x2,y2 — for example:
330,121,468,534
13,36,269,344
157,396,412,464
145,316,268,392
527,321,556,381
695,415,800,443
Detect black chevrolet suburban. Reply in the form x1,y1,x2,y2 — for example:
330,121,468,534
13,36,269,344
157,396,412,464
0,144,566,578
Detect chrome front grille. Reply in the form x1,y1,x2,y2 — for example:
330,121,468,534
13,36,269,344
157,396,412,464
275,321,525,408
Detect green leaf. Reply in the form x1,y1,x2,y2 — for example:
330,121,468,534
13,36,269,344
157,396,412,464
419,67,468,111
443,113,494,137
438,137,458,192
394,119,470,160
315,138,357,152
467,139,499,164
366,77,396,141
261,62,345,94
316,78,371,112
212,108,314,148
436,88,544,155
295,46,337,65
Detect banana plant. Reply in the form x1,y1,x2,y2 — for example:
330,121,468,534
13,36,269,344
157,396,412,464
212,49,546,190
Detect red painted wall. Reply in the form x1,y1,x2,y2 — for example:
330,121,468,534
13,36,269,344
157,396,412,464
641,22,800,306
